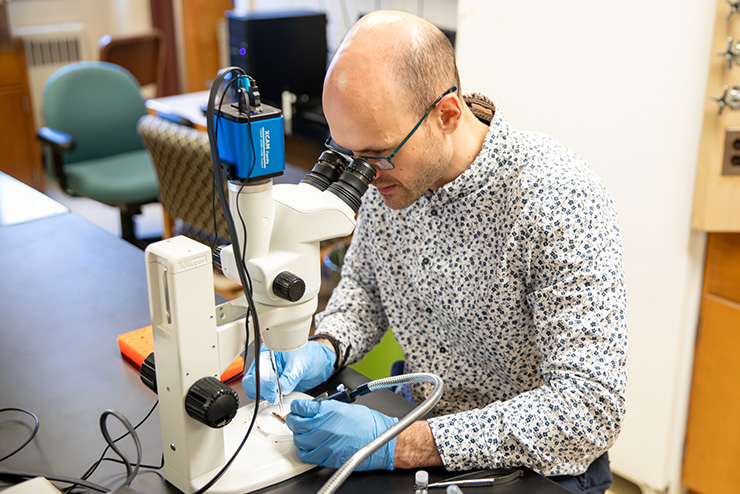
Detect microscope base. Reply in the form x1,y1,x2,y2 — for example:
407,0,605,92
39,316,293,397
174,393,315,494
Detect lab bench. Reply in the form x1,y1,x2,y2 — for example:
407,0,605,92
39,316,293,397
0,173,567,494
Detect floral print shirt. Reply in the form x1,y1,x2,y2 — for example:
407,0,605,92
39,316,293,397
315,94,628,476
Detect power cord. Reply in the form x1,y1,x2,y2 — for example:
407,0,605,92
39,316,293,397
197,66,264,494
63,400,161,493
98,410,141,494
0,408,39,462
0,403,160,493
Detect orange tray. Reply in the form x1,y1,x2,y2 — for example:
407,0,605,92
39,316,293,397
117,325,244,383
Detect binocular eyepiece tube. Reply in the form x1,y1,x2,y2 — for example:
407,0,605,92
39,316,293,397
301,150,377,213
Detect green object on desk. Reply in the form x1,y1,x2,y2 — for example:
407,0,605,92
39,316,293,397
349,329,405,380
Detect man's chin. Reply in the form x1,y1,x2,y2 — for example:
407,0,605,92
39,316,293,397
376,186,416,210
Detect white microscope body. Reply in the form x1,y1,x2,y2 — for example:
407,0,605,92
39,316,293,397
144,169,369,493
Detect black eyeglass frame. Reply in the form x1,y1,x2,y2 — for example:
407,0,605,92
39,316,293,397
324,86,458,170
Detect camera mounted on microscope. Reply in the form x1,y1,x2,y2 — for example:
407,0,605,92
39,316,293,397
214,75,285,181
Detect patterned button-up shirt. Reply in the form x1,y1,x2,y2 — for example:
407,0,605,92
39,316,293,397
315,94,628,477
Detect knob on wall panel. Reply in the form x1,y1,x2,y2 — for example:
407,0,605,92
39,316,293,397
691,0,740,231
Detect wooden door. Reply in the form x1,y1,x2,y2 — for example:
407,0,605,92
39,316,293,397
682,233,740,494
180,0,232,92
0,39,43,191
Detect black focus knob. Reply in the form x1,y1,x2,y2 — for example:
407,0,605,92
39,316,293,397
272,271,305,302
185,377,239,429
139,352,157,394
212,244,225,273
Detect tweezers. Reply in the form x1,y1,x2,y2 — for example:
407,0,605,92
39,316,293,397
428,469,523,489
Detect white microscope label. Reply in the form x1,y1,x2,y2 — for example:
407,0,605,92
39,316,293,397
176,254,209,273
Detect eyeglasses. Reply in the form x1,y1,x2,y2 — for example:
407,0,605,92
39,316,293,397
325,86,458,170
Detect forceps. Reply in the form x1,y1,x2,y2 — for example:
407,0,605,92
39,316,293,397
428,469,523,489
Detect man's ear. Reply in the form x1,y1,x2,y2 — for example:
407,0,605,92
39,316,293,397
436,94,463,134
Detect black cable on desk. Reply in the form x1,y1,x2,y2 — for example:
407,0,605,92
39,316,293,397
0,407,39,462
98,409,141,494
79,402,159,481
0,406,149,493
63,400,159,494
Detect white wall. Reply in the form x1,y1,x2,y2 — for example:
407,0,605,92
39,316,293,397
244,0,457,57
8,0,151,61
456,2,715,493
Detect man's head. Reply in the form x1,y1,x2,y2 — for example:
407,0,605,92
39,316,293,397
323,11,478,209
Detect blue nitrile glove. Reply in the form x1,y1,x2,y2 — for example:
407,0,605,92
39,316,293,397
242,341,335,404
286,398,399,471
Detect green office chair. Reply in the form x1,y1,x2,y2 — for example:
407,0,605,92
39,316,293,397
37,61,159,245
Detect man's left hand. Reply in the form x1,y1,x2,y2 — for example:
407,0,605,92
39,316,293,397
286,399,398,471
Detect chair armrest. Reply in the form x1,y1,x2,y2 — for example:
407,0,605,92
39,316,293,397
37,126,76,154
37,126,76,191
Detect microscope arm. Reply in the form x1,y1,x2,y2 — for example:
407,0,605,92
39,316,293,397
146,235,318,493
216,180,359,351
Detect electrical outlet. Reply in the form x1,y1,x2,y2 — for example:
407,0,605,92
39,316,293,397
722,127,740,175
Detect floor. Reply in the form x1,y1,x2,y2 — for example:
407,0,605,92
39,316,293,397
46,180,165,241
609,475,643,494
44,180,643,494
44,162,309,244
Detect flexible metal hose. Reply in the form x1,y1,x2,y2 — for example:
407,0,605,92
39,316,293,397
317,372,444,494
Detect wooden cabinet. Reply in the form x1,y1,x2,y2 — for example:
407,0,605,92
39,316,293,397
685,3,740,490
682,233,740,494
0,39,44,191
692,0,740,231
180,0,232,92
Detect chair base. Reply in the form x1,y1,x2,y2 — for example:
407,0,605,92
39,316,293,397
120,204,161,248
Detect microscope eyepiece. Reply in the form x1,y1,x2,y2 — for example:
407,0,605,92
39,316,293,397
300,150,349,191
326,158,376,213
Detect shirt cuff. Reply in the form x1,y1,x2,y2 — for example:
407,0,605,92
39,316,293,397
427,410,502,472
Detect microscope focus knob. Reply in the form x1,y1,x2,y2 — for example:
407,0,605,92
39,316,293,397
185,377,239,429
272,271,305,301
212,245,225,273
139,352,157,394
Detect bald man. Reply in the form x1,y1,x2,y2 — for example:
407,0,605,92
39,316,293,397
243,10,626,494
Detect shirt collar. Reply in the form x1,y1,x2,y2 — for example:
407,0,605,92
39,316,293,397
424,93,510,205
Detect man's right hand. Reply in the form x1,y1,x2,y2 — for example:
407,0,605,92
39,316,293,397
241,340,336,404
